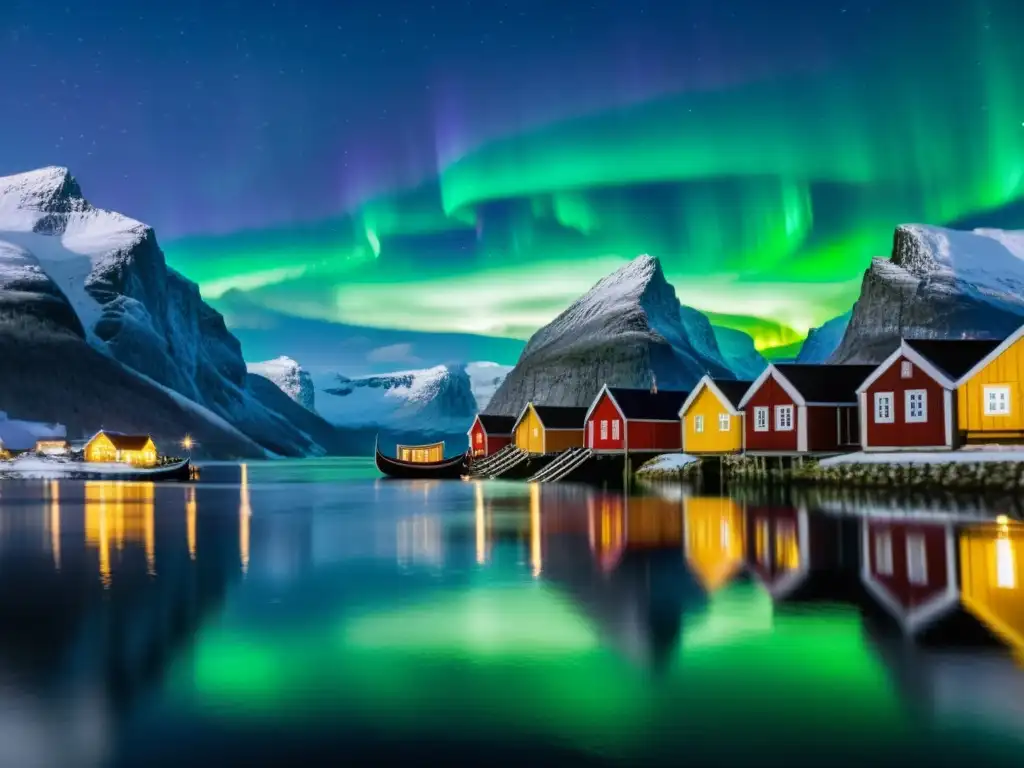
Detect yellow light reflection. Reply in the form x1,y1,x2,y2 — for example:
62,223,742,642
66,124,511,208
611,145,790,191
84,482,155,587
530,483,542,578
49,480,61,571
775,519,800,572
960,518,1024,661
240,464,250,573
683,497,746,592
474,482,487,565
186,486,197,561
587,495,626,573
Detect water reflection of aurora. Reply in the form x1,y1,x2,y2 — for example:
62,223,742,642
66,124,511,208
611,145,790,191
180,582,905,756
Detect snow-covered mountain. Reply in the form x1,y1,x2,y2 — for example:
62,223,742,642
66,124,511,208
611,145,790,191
465,362,513,410
711,326,768,380
796,310,851,364
316,363,480,433
486,255,735,415
247,356,315,411
0,166,335,457
831,224,1024,363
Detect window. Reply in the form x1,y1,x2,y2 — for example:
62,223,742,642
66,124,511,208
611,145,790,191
600,420,608,439
997,538,1016,589
905,390,927,423
532,427,538,437
874,392,894,423
475,433,482,444
900,361,913,379
611,420,620,440
874,532,893,576
907,535,928,585
984,385,1011,416
694,415,704,433
718,413,731,432
775,405,793,431
754,407,769,432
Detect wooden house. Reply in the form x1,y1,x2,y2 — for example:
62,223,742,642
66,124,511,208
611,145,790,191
738,364,875,454
583,385,689,454
513,403,587,455
679,376,752,454
467,414,516,457
34,439,71,455
953,324,1024,443
84,431,158,466
959,517,1024,655
860,517,959,635
857,338,1001,451
683,497,746,592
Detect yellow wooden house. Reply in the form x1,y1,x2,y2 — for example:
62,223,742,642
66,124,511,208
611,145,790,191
84,431,158,466
959,517,1023,658
678,376,752,454
955,326,1024,442
683,497,746,592
396,441,445,462
512,403,587,455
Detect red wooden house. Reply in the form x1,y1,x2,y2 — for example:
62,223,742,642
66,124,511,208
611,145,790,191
467,414,516,457
860,516,959,635
856,338,1002,451
738,363,876,454
583,385,689,454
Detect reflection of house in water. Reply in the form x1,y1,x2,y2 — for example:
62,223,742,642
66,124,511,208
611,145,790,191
746,505,859,601
860,517,959,636
683,497,745,592
84,482,157,584
961,517,1024,658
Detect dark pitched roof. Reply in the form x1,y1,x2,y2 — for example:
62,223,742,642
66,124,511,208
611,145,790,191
710,379,753,409
607,388,689,420
903,338,1004,381
477,414,516,435
532,405,588,429
97,431,153,451
773,364,877,403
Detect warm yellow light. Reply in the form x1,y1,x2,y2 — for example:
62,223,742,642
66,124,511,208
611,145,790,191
996,515,1010,525
182,435,194,451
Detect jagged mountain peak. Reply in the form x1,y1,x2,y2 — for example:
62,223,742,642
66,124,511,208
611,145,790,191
247,356,315,411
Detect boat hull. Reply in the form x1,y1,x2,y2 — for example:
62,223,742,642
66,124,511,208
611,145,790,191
374,446,467,480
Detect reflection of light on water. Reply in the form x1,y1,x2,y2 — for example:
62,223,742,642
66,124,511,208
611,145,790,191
84,482,155,587
997,536,1016,589
186,486,197,560
49,480,61,571
960,518,1024,660
530,483,542,577
396,515,442,567
474,482,487,565
240,463,251,573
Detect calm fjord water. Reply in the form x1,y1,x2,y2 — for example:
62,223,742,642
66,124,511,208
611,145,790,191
0,458,1022,767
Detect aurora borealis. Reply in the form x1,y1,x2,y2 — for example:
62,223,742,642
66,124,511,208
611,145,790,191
3,1,1024,356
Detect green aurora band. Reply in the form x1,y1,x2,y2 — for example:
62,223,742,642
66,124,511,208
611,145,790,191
164,3,1024,350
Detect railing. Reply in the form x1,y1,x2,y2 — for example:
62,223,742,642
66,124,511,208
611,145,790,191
468,444,517,475
528,448,584,482
540,448,594,483
485,449,529,478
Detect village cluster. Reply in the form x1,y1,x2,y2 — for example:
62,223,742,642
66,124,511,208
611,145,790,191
0,426,162,467
467,329,1024,481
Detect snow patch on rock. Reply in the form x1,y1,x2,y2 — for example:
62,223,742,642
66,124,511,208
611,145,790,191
247,356,315,411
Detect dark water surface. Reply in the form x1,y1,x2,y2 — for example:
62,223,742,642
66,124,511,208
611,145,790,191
1,459,1022,767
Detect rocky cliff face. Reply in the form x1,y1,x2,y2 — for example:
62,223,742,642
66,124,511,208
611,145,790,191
0,167,331,457
796,310,851,363
486,255,735,416
830,225,1024,364
247,357,315,411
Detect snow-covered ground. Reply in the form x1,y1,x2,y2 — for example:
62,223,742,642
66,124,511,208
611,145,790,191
820,449,1024,467
636,453,699,474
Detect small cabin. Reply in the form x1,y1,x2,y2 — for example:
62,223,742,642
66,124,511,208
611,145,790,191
738,363,875,454
84,431,158,466
860,517,959,635
953,324,1024,444
858,338,1000,451
512,403,587,455
583,385,689,454
35,439,71,456
397,441,444,463
960,517,1023,654
467,414,516,458
679,376,753,455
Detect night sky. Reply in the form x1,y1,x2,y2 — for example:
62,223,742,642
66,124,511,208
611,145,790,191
2,0,1023,354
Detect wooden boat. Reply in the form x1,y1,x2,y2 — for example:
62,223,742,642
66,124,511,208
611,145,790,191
374,437,467,480
0,457,192,482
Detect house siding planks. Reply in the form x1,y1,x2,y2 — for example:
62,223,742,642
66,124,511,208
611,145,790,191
743,376,799,453
469,419,487,456
864,356,948,449
545,428,586,453
514,406,545,454
806,405,860,452
682,385,743,454
586,393,626,451
865,522,949,613
957,336,1024,441
626,419,682,452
